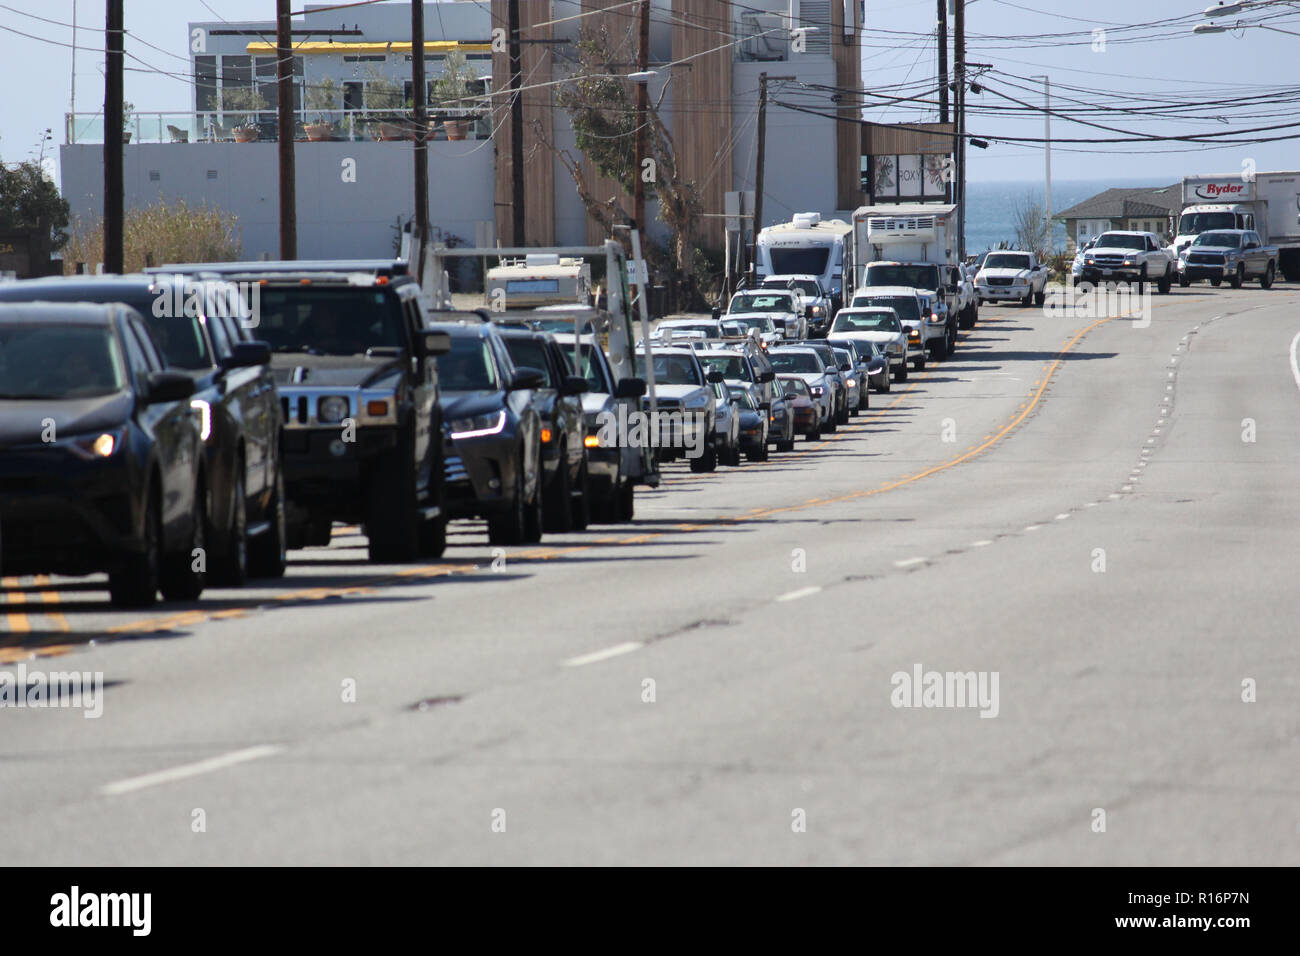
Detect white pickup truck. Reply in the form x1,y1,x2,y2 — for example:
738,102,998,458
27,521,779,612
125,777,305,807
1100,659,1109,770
975,250,1050,306
1076,231,1176,293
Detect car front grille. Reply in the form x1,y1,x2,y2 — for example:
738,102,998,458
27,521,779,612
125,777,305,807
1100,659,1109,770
1188,253,1223,265
985,276,1013,287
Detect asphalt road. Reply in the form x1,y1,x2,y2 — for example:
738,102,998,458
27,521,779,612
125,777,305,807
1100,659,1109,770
3,284,1299,864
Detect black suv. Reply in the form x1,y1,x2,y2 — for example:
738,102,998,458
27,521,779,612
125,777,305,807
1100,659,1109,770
431,316,545,545
497,328,590,532
0,303,204,607
0,274,286,582
166,261,451,563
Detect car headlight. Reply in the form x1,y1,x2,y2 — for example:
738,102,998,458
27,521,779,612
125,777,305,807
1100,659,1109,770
317,395,350,424
189,399,212,441
810,305,823,315
449,410,507,439
1121,259,1135,266
810,385,824,396
845,378,856,387
67,427,125,460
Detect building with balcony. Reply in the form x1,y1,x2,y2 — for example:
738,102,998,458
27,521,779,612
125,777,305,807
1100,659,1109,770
60,1,868,260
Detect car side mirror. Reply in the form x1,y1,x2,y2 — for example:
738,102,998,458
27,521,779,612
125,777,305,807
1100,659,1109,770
784,390,797,400
711,306,722,321
706,370,726,384
146,371,195,403
419,330,452,357
223,340,272,369
759,401,771,411
614,376,646,399
509,366,546,391
839,362,851,371
759,370,775,383
562,375,588,396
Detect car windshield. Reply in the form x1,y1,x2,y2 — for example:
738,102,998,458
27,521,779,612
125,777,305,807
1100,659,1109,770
1193,232,1242,248
730,293,795,313
254,289,403,356
1094,234,1147,251
635,352,702,385
570,342,610,393
984,253,1033,270
1179,211,1235,234
721,316,776,334
832,312,898,333
0,323,127,399
764,279,820,296
440,335,499,391
865,264,940,288
779,375,810,397
769,247,830,276
727,386,757,409
769,351,823,374
832,348,852,366
699,354,752,381
854,296,919,323
660,323,719,338
502,338,554,387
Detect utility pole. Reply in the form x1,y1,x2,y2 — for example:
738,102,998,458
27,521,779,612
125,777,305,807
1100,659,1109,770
751,72,768,282
937,0,948,124
632,0,650,232
954,0,966,261
104,0,123,274
507,0,525,245
277,0,297,259
1044,76,1052,253
412,0,428,255
70,1,77,118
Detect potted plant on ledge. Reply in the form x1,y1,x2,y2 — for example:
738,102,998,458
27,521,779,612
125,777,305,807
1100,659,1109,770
120,100,135,143
221,86,268,142
363,70,408,141
431,50,478,141
304,76,340,141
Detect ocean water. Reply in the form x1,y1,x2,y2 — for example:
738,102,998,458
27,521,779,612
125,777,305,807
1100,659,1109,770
964,178,1169,256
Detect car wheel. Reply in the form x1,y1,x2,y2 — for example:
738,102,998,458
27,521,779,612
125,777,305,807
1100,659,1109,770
488,462,528,546
543,451,573,534
777,438,795,453
160,477,206,602
570,458,591,531
249,464,288,578
1178,274,1191,288
1020,289,1032,307
1261,261,1275,289
1210,277,1222,287
896,363,908,382
367,433,420,562
1034,288,1045,307
616,479,635,522
913,353,926,372
1230,264,1244,289
210,467,248,586
1157,266,1172,294
689,437,718,472
806,426,820,441
931,336,949,361
881,376,891,393
109,489,161,608
523,459,544,543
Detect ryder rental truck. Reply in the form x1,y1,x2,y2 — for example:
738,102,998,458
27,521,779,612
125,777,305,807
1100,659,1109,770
1173,172,1300,281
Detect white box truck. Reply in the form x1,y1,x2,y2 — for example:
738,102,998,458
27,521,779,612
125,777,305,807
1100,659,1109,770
1173,172,1300,281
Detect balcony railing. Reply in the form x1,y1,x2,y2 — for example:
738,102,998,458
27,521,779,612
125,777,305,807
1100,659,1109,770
65,108,491,145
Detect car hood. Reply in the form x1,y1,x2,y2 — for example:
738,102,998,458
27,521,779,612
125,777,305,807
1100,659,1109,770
441,390,508,421
1186,244,1239,254
580,392,614,418
270,353,403,389
648,383,708,402
1084,246,1144,257
831,330,902,344
0,390,133,449
978,267,1032,280
783,372,828,388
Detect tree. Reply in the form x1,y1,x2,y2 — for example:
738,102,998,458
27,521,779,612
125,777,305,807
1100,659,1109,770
1012,192,1049,260
540,24,705,310
0,158,71,250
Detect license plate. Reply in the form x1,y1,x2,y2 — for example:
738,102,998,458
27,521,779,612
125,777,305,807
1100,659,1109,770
1100,269,1113,276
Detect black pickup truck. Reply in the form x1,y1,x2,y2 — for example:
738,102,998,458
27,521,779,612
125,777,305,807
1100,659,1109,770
162,260,451,563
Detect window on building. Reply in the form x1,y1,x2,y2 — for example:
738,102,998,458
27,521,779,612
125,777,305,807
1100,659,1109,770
195,56,217,112
343,81,363,112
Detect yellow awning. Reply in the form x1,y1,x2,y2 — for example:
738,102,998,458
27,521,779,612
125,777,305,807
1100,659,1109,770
245,40,491,54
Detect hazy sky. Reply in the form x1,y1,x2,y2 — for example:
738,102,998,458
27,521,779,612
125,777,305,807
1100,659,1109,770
0,0,1296,186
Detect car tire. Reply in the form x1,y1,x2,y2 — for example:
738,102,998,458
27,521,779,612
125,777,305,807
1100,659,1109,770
806,426,820,441
1179,274,1191,288
1020,289,1032,307
1034,288,1045,307
543,452,573,534
1157,266,1172,294
1210,277,1222,287
571,458,591,531
913,353,926,372
1230,264,1244,289
109,489,161,609
367,434,420,563
160,478,206,602
689,438,718,473
210,467,248,587
1261,262,1275,289
488,462,528,546
880,376,891,393
931,336,949,361
896,363,908,382
249,465,288,578
616,479,635,522
523,459,544,543
418,514,448,559
777,439,795,453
